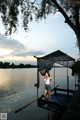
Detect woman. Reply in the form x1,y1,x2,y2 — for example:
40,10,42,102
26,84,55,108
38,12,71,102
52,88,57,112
43,71,53,101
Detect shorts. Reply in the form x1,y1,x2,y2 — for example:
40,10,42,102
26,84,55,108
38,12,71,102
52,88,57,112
45,84,51,91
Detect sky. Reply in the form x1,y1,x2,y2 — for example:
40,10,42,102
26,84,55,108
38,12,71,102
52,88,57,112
0,12,79,65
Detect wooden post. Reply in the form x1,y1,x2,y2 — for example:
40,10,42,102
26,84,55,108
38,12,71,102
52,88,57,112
53,63,55,88
75,75,76,91
34,56,39,98
37,71,39,98
67,61,69,105
37,59,39,99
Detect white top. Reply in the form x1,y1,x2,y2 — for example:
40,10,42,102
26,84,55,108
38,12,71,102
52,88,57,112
44,79,50,85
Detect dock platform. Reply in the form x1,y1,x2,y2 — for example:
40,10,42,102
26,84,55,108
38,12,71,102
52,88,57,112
38,87,75,113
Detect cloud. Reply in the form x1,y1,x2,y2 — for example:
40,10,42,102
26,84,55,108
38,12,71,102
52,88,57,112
12,50,44,56
0,33,26,51
0,33,44,58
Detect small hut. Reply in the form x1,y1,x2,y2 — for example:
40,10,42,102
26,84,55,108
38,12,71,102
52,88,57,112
34,50,75,112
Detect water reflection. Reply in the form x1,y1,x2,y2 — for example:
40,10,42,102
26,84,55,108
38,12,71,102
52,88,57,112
47,111,54,120
44,111,65,120
0,69,37,97
0,68,75,97
0,68,76,120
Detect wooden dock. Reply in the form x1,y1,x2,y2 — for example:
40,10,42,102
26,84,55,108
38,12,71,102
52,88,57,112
61,87,80,120
38,87,75,113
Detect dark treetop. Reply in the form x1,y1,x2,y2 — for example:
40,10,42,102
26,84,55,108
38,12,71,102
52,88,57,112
0,0,80,48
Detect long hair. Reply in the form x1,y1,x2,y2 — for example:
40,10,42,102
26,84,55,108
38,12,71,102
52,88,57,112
40,69,50,77
45,70,50,77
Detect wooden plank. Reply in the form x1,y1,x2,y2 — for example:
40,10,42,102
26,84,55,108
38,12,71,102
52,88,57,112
51,85,59,92
38,98,67,108
54,88,75,93
38,98,67,112
75,84,80,87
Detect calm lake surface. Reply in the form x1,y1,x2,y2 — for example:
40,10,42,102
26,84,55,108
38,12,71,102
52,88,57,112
0,68,77,120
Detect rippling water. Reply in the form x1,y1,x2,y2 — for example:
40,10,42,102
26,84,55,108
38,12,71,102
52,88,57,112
0,68,76,120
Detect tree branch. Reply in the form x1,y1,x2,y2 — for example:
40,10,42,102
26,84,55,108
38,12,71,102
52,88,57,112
74,6,79,27
49,0,76,32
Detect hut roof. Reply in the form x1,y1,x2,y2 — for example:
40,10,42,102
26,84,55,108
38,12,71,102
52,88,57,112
35,50,75,72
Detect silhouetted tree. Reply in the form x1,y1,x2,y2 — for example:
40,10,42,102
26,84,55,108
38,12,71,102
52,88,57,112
11,63,15,66
0,61,4,67
72,60,80,75
0,0,80,48
4,62,10,67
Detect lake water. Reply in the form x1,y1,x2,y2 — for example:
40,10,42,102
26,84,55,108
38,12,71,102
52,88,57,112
0,68,76,120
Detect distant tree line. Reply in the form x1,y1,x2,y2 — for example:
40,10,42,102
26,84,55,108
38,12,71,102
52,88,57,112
0,61,37,68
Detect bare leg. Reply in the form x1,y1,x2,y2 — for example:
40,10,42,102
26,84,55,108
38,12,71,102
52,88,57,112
48,90,51,101
44,90,47,99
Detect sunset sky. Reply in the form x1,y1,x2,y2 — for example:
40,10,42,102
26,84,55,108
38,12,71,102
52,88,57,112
0,12,79,65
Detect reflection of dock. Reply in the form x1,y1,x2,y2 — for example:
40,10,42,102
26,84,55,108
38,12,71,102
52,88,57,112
61,87,80,120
